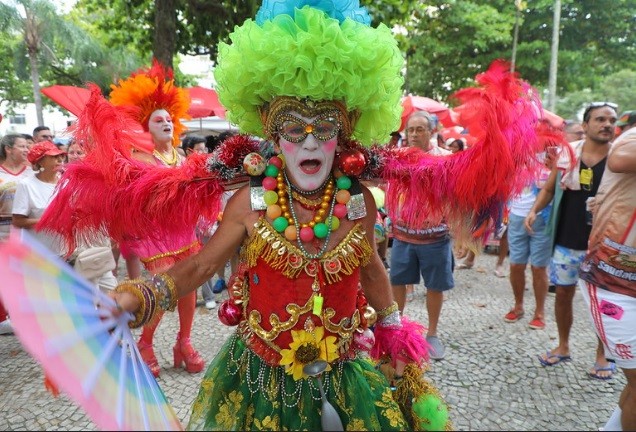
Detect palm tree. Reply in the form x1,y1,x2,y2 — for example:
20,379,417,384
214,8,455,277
1,0,62,125
0,0,118,122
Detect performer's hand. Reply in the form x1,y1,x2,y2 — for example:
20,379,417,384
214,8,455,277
109,291,140,316
524,211,537,234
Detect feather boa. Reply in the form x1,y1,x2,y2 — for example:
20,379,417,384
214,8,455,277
383,60,542,245
370,317,430,366
37,87,226,256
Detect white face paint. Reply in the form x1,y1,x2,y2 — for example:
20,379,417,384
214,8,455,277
278,111,338,192
147,109,174,145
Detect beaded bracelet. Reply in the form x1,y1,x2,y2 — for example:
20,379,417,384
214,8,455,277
151,273,178,312
377,301,399,319
379,310,402,328
138,282,158,326
115,279,158,328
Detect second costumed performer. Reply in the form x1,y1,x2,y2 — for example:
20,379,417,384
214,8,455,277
114,2,447,430
108,62,206,378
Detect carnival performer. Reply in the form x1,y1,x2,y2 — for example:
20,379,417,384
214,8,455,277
108,62,206,377
38,1,551,430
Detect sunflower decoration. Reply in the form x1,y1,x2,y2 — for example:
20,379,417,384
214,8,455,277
279,327,338,381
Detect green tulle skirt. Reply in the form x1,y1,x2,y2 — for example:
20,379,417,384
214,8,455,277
187,334,412,431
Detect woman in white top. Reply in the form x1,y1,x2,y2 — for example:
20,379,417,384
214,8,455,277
0,134,33,334
0,134,33,241
12,141,66,256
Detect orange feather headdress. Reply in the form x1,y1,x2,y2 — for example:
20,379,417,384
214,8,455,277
109,59,190,147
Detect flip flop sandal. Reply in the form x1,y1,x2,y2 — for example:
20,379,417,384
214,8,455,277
538,351,571,367
588,362,616,380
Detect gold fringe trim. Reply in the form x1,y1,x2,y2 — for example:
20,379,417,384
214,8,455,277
140,240,200,264
393,363,453,431
244,218,372,283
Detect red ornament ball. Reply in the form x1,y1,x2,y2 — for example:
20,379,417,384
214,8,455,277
268,155,283,169
262,176,278,191
336,149,366,176
333,203,348,219
218,300,242,326
299,226,315,242
352,328,375,352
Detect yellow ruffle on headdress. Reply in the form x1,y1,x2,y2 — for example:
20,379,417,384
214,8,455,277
214,3,404,146
109,59,190,147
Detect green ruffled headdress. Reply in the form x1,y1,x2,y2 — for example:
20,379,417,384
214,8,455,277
214,0,404,146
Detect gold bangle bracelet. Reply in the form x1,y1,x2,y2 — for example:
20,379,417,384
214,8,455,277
377,301,399,319
115,280,148,328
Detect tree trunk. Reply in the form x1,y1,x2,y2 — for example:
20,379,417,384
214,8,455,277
510,4,521,72
28,51,44,126
547,0,561,112
24,6,44,126
153,0,177,70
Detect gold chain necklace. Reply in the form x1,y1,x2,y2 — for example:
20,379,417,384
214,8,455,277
291,190,323,208
153,148,178,166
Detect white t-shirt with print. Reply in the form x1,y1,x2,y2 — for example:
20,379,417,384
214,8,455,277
0,165,34,240
12,174,65,256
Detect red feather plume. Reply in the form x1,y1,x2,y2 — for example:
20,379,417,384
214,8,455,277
37,88,225,256
383,60,542,245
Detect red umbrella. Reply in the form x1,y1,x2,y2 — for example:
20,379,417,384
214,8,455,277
41,85,91,117
186,86,226,119
399,95,453,131
440,126,477,148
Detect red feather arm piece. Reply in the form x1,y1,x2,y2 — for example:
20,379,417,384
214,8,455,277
371,317,431,366
383,60,542,244
37,86,228,255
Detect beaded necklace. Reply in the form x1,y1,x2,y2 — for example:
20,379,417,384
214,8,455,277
153,148,178,166
289,174,331,196
285,172,338,259
291,191,322,209
261,155,352,258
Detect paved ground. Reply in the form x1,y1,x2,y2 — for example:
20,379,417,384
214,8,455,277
0,249,625,431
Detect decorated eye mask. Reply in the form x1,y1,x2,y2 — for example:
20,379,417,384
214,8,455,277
277,112,340,143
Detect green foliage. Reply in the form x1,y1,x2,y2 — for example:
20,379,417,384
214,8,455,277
512,0,636,93
404,0,516,101
74,0,259,61
557,69,636,121
0,35,32,108
400,0,636,107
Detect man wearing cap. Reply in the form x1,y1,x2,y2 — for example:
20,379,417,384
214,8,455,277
616,110,636,135
12,141,66,256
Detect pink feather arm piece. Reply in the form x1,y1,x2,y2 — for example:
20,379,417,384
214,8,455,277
383,60,542,241
37,86,226,255
371,317,430,366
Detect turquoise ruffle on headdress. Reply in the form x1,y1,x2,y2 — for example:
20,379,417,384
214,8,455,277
215,4,403,146
255,0,371,26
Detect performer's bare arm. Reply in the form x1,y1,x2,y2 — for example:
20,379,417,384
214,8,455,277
358,185,395,311
608,134,636,173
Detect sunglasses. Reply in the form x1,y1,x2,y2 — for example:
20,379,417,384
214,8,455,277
583,102,618,121
277,112,340,143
